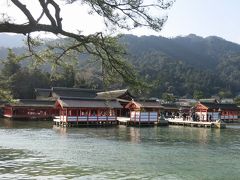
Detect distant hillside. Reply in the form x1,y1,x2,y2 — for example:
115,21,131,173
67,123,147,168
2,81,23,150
0,33,239,98
0,34,25,48
120,34,240,97
121,34,240,69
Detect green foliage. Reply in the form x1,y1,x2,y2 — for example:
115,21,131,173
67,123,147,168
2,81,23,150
193,90,204,100
10,68,50,98
0,50,50,99
68,0,173,31
0,0,175,92
1,49,20,77
120,35,240,98
162,93,175,102
1,34,240,100
218,90,232,99
234,96,240,105
0,89,12,102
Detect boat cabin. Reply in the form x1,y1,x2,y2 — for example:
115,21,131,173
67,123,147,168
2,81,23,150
54,97,122,126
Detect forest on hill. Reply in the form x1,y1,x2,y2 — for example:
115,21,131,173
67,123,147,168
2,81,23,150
0,34,240,100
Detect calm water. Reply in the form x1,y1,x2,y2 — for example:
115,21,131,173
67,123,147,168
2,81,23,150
0,119,240,179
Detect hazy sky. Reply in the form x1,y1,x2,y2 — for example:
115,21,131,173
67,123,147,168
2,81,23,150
158,0,240,44
1,0,240,44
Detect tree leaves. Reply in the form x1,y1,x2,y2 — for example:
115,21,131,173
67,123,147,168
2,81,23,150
0,0,174,89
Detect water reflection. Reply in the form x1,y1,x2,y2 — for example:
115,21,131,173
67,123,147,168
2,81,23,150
49,122,240,148
129,127,141,144
0,118,52,129
0,147,108,179
52,125,67,136
1,118,14,128
0,119,240,179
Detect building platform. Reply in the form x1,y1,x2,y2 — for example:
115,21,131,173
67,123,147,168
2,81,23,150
166,118,226,129
117,116,156,126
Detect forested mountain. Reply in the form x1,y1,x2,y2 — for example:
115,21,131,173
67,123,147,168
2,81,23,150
0,34,25,48
0,34,240,99
120,34,240,98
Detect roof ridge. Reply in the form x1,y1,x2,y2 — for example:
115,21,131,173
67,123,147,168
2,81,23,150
35,88,51,91
52,87,100,92
17,99,53,101
97,89,128,94
59,96,117,101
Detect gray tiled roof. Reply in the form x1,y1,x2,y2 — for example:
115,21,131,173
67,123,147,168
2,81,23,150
51,87,100,99
8,99,56,108
200,102,239,110
57,97,122,108
96,89,134,100
0,100,7,107
161,103,179,110
35,88,52,100
135,100,164,108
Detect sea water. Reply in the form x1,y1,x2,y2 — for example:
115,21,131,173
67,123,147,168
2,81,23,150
0,119,240,179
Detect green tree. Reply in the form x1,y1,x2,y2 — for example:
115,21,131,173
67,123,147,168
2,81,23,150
1,49,21,77
234,96,240,105
218,90,232,99
162,92,175,103
193,90,204,100
0,0,174,86
0,50,52,99
11,68,50,98
0,49,22,101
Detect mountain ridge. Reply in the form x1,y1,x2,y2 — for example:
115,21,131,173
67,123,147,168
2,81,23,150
0,33,239,98
0,34,25,48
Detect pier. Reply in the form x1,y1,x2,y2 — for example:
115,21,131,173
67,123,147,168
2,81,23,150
54,116,117,127
54,116,226,128
117,117,155,126
167,118,226,129
117,112,158,126
117,115,169,126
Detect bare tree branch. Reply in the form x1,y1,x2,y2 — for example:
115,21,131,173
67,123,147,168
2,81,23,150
11,0,36,24
39,0,57,27
47,0,62,28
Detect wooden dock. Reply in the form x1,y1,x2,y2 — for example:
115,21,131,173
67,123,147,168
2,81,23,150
166,118,226,129
117,117,156,126
53,116,226,129
54,116,117,127
117,116,169,126
117,117,130,125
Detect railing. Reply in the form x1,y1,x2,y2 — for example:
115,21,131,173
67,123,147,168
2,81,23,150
130,112,158,122
221,115,238,120
54,115,117,122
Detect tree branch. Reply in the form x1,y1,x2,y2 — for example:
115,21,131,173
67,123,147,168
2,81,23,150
39,0,57,27
11,0,36,24
47,0,62,28
1,0,174,88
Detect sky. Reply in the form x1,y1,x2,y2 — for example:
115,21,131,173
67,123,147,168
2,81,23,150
0,0,240,44
158,0,240,44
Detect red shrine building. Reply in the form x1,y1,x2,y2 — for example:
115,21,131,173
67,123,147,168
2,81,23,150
124,100,162,124
4,99,58,120
54,97,122,125
194,101,240,122
3,87,101,120
3,87,134,121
